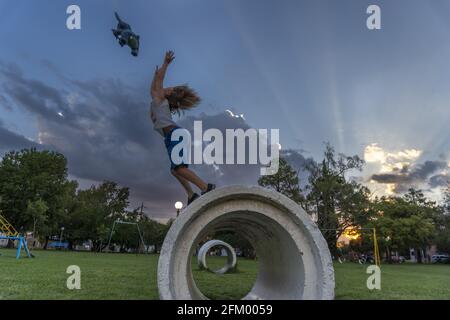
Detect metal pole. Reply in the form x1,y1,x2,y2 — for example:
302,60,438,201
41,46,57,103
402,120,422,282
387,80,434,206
136,224,147,255
106,221,117,252
373,228,381,267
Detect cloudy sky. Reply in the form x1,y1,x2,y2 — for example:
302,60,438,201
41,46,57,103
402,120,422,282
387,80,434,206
1,0,449,217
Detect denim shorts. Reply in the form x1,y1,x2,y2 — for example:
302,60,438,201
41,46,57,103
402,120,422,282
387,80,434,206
164,127,189,170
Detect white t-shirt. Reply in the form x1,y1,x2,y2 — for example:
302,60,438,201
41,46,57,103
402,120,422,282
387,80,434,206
150,99,177,136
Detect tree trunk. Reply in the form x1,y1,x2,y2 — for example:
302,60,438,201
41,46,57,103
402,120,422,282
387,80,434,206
33,219,37,239
416,248,423,264
324,233,338,258
43,236,49,250
386,247,391,263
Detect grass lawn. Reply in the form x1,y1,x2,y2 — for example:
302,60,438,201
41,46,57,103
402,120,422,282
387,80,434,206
0,248,449,300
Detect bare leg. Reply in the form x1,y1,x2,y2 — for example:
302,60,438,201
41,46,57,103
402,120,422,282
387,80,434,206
171,169,194,198
174,167,208,192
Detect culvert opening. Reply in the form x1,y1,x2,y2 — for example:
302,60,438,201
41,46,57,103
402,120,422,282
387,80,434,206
158,186,335,300
186,211,308,300
192,230,258,300
204,246,230,273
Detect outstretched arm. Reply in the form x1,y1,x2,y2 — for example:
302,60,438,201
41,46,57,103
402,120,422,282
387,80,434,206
151,51,175,101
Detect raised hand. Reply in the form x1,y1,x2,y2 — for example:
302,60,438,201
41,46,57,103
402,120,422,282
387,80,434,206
151,51,174,99
164,50,175,65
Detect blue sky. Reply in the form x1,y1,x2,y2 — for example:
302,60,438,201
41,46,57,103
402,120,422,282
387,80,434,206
1,0,449,216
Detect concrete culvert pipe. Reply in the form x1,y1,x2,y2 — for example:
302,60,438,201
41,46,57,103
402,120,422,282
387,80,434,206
157,185,335,300
197,240,237,274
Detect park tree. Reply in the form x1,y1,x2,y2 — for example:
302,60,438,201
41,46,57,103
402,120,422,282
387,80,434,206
65,181,130,251
0,148,75,244
25,199,48,239
140,217,171,253
434,185,450,253
434,214,450,254
258,157,303,204
366,193,437,262
302,143,372,256
404,188,449,259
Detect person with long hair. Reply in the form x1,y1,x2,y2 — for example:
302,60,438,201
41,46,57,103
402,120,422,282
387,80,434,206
150,51,215,206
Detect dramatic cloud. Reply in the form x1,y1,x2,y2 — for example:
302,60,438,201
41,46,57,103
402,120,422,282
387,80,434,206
364,143,422,173
0,94,13,111
428,174,450,189
0,120,38,152
366,143,449,194
1,63,300,217
6,62,446,217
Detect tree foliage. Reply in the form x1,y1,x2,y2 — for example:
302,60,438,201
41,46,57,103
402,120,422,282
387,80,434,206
1,146,448,259
301,144,371,255
365,189,439,261
65,181,130,250
258,158,303,203
0,148,170,252
0,149,72,239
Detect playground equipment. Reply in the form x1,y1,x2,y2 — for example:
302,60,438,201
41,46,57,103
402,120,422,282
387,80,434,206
0,212,32,259
373,228,381,267
158,185,335,300
197,240,237,274
106,220,147,254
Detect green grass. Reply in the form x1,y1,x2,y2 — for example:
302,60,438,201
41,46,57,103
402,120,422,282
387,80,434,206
193,255,257,299
0,249,449,300
334,262,450,300
0,249,158,300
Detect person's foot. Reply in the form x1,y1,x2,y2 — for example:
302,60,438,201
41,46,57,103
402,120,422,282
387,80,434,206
188,193,200,205
201,183,216,195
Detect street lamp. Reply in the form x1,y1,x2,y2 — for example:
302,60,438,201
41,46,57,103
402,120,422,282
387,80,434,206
175,201,183,217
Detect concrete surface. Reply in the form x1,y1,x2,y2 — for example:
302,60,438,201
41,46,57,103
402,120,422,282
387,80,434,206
197,239,237,274
157,185,335,300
